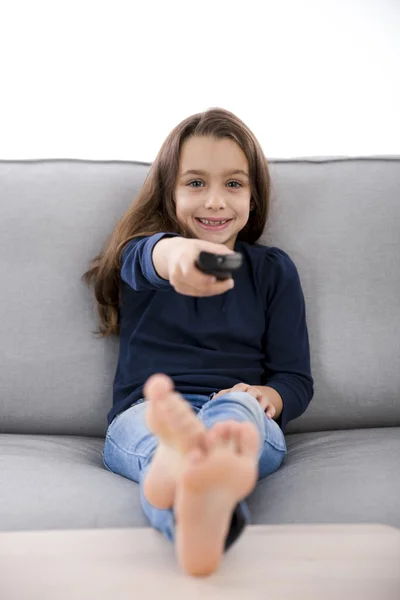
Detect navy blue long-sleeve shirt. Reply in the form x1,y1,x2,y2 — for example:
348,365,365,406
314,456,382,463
109,232,314,433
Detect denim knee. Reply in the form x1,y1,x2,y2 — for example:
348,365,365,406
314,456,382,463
102,401,157,481
199,391,266,437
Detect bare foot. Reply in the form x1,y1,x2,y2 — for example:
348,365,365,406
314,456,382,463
143,373,206,509
174,420,260,577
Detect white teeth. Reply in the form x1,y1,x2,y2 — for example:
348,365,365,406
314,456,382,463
198,219,228,225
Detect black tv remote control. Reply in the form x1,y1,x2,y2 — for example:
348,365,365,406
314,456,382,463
195,251,243,281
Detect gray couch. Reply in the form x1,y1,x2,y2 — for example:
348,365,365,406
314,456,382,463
1,156,399,532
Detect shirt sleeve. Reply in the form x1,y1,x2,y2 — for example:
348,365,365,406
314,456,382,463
120,232,181,291
261,247,314,433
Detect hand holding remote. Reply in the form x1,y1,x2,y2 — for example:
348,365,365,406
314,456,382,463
160,237,237,297
195,251,243,280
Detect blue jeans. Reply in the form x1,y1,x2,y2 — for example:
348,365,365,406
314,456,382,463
102,391,287,550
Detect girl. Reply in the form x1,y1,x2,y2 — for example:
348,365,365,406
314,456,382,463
82,107,314,577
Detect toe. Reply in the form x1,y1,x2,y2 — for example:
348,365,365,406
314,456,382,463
206,426,221,449
215,422,232,441
171,402,200,434
186,447,206,465
144,373,174,400
237,422,260,457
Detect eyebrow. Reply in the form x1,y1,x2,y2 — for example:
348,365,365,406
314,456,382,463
181,169,249,178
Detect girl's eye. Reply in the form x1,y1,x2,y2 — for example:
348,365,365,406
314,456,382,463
188,180,204,188
227,180,242,188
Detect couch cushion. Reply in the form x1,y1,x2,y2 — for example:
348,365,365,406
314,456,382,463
1,427,398,531
0,434,147,532
0,158,399,436
248,426,400,528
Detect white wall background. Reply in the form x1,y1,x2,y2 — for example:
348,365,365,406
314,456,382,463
0,0,399,161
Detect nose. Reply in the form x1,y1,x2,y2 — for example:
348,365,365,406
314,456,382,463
204,190,226,210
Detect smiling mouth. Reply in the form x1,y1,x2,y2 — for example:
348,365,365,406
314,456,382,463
195,217,233,229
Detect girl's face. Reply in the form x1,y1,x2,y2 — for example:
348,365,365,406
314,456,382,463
174,135,252,250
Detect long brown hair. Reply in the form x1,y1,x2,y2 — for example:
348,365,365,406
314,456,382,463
81,107,271,337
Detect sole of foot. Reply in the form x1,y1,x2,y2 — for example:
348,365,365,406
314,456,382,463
174,420,260,577
143,373,207,509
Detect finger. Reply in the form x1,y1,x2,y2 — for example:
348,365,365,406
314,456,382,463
254,394,269,411
170,271,212,295
203,280,235,297
171,281,217,297
213,388,230,399
185,264,232,292
201,242,236,256
174,276,235,297
170,265,216,295
196,276,235,297
266,405,276,419
256,396,267,409
232,383,248,392
246,389,260,401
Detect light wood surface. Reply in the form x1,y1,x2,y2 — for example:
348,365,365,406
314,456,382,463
1,524,399,599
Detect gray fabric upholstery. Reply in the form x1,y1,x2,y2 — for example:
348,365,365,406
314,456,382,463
0,157,399,531
1,428,398,531
0,435,146,531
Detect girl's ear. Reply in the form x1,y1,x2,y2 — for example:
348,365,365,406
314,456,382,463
250,200,255,211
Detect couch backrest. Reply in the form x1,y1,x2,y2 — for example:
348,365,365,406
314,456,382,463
1,157,399,437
